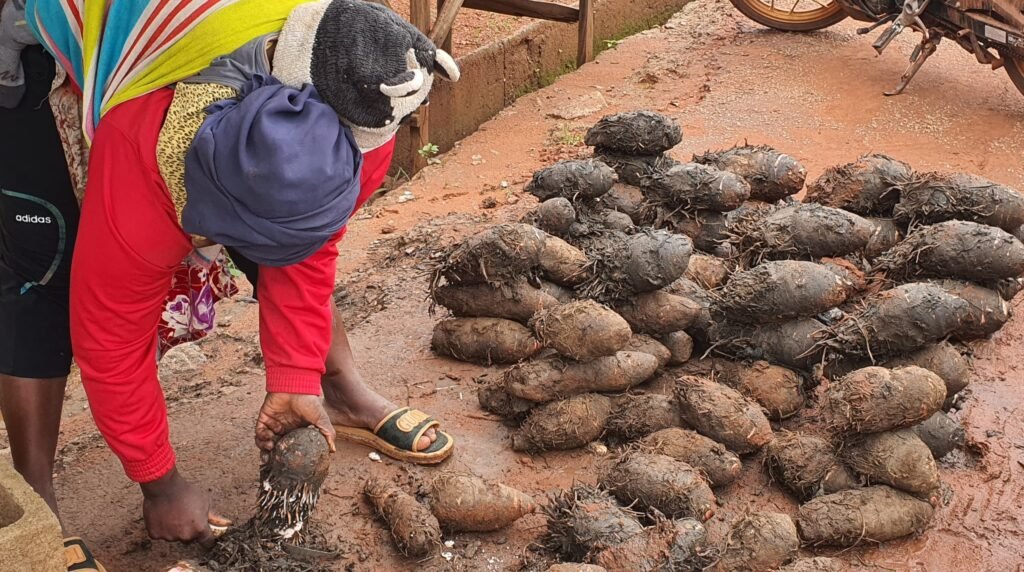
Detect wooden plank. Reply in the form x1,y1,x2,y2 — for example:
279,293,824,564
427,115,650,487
432,0,464,47
576,0,594,67
463,0,579,23
436,0,455,53
410,0,432,172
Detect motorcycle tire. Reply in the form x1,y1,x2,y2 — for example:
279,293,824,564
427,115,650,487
729,0,849,32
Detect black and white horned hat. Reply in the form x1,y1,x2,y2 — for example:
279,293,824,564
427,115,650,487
273,0,460,151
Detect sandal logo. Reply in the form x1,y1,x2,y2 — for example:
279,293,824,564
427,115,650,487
396,409,430,432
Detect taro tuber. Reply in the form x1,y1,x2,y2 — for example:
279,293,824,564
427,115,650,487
596,152,680,187
539,235,592,287
477,381,534,421
591,518,709,572
432,279,561,324
526,159,616,201
796,486,934,546
601,183,647,223
638,427,743,487
438,223,547,286
531,300,632,361
605,394,680,441
843,430,941,501
684,253,730,289
512,393,613,451
623,334,672,367
363,477,441,558
661,330,695,365
885,342,971,407
709,318,827,370
765,432,860,501
532,197,578,236
874,220,1024,282
646,162,751,212
804,154,913,215
893,172,1024,232
714,512,799,572
717,260,852,324
613,290,702,336
912,411,965,458
577,229,692,301
777,557,843,572
601,452,717,521
728,203,874,262
585,111,683,155
693,144,807,203
257,427,332,541
828,366,946,434
863,217,903,259
502,351,659,402
932,279,1012,341
428,472,536,532
828,283,970,357
715,360,805,420
431,318,542,365
543,484,644,560
675,375,774,454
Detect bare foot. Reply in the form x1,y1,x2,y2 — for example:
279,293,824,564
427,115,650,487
321,372,438,452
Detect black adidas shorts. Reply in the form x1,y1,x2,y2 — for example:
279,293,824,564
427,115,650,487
0,46,79,379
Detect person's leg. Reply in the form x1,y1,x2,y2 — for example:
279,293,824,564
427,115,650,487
0,375,66,524
320,304,438,451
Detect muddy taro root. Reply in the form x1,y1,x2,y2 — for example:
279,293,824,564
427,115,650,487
638,427,743,487
717,260,852,324
646,162,751,212
893,172,1024,232
512,393,613,451
438,223,547,286
577,229,692,300
843,429,941,502
585,110,683,155
526,159,616,201
428,471,536,532
477,380,534,421
596,152,681,187
684,253,731,289
709,318,827,370
502,351,658,402
531,299,632,360
714,512,800,572
827,366,946,434
777,557,843,572
715,360,805,420
601,452,716,521
591,518,710,572
675,375,774,454
728,202,875,262
694,144,807,202
623,334,672,367
912,411,966,458
530,197,578,237
255,427,332,541
874,220,1024,282
613,290,702,336
539,235,592,287
431,317,542,365
605,393,681,441
543,484,644,560
863,217,903,259
796,486,934,546
363,477,441,558
932,279,1012,340
661,330,695,365
765,432,860,501
804,154,913,215
828,283,970,357
601,183,647,224
432,279,561,324
885,342,971,407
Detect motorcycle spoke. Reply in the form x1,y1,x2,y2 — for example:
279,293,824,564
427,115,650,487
807,0,829,8
788,0,799,14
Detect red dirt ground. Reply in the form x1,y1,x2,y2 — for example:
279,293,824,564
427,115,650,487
7,0,1024,570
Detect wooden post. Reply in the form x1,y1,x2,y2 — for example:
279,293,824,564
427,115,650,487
576,0,594,68
410,0,433,171
432,0,464,53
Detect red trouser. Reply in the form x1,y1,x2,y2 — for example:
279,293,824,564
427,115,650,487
70,88,394,482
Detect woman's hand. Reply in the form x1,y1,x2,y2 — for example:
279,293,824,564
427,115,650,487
255,392,336,452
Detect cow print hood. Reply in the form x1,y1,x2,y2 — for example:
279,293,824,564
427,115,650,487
273,0,460,151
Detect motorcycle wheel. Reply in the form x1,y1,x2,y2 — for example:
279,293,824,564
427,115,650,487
729,0,848,31
1004,54,1024,97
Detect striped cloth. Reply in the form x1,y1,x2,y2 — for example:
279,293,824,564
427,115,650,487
24,0,309,143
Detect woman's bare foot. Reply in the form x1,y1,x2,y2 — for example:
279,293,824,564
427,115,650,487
321,372,438,452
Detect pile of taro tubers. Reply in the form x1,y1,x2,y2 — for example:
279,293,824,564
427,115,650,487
419,110,1024,570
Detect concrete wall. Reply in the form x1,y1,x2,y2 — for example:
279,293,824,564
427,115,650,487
391,0,692,173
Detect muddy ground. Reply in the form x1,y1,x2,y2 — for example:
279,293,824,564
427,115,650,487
14,0,1024,570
